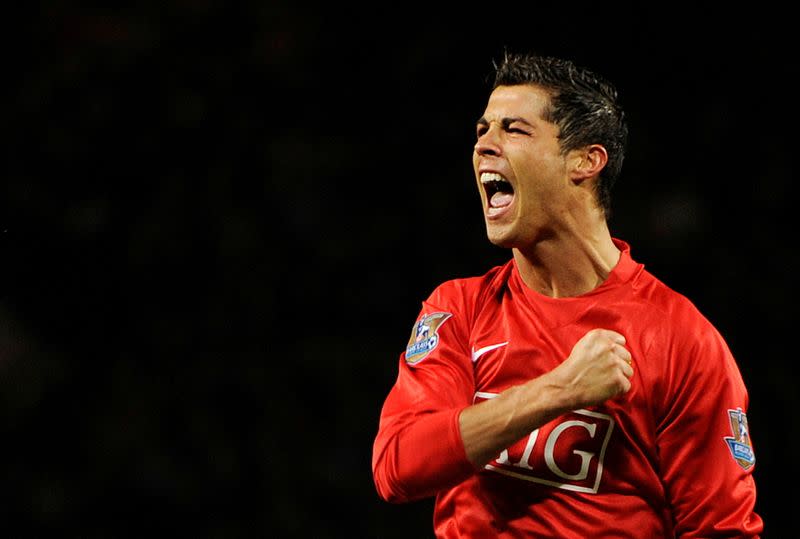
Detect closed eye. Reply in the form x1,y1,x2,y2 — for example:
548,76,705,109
475,117,532,138
502,117,533,135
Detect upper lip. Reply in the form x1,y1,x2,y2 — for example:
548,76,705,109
478,166,504,176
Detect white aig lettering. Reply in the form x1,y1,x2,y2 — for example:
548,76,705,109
545,420,597,481
473,391,615,494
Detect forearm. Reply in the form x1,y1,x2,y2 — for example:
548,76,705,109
374,381,570,503
458,372,575,466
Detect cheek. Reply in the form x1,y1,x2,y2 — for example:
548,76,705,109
514,163,568,214
514,150,564,186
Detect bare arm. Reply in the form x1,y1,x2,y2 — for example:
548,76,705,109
459,328,634,466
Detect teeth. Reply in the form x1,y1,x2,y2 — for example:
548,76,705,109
480,172,507,184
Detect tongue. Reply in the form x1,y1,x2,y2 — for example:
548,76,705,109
490,192,513,208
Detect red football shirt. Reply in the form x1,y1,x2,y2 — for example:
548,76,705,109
373,239,762,538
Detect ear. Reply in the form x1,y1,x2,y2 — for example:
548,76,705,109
569,144,608,184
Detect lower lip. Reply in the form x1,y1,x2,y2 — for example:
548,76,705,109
486,200,513,220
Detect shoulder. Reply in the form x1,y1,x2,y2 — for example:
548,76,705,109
615,239,707,325
632,267,711,327
629,266,727,360
426,260,513,309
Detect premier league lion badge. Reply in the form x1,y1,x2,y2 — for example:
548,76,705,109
405,312,452,365
724,408,755,470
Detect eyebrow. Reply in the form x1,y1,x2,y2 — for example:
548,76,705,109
476,116,535,129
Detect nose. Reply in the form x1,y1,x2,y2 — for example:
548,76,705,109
474,125,501,157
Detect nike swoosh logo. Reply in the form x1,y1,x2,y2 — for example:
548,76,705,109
471,342,509,363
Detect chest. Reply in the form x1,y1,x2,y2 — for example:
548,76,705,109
469,300,641,391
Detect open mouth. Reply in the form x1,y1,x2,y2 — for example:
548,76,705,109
481,172,514,211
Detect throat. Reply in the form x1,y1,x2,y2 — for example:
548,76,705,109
513,239,620,298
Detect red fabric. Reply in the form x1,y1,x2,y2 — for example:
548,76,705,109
372,239,763,538
372,408,475,503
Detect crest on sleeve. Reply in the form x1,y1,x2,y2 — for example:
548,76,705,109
405,312,452,365
724,408,755,470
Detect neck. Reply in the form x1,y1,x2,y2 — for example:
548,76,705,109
512,224,620,298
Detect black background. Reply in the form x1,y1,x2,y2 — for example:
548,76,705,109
3,3,796,537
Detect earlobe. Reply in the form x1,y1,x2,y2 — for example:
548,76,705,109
570,144,608,182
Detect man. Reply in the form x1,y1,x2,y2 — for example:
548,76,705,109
371,52,763,537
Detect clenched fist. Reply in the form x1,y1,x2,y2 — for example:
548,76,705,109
550,328,634,409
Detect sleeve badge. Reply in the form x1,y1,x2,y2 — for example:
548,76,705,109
724,407,755,470
405,312,452,365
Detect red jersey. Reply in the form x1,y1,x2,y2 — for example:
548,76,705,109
372,239,762,538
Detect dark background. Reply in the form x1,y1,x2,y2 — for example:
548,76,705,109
3,3,795,537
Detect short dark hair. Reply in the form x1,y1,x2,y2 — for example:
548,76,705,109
493,52,628,215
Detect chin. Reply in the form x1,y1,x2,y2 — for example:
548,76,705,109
485,229,516,250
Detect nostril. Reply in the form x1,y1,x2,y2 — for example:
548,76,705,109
476,145,498,157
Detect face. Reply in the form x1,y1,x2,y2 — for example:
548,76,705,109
473,84,574,248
